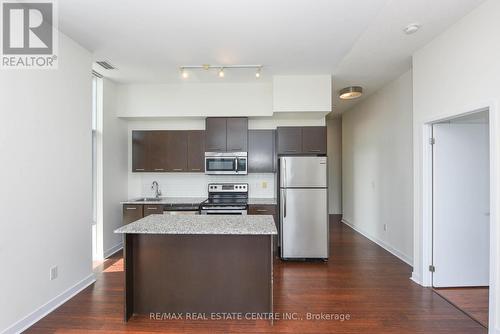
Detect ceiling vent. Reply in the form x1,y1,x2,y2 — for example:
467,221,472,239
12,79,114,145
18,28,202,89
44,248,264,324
96,60,116,70
92,70,103,78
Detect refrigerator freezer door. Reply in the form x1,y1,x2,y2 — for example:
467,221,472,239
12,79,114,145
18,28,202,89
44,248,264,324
280,188,328,258
280,157,327,188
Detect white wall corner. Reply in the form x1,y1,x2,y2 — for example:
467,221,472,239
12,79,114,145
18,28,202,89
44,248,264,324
103,242,123,259
341,218,413,266
1,274,96,334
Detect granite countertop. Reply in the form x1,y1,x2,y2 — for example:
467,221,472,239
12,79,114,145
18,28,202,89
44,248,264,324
121,197,206,205
114,214,277,235
122,197,277,206
248,198,277,205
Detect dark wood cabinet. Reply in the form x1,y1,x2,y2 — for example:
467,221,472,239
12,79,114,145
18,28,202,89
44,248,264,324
123,204,144,225
205,118,227,152
205,117,248,152
302,126,327,154
187,130,205,172
143,204,164,217
248,204,278,254
132,130,205,173
248,130,275,173
149,131,169,172
226,118,248,152
132,131,149,172
166,131,188,172
277,126,327,155
277,127,302,154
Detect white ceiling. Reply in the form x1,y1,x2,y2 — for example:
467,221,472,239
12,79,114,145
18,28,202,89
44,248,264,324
59,0,485,113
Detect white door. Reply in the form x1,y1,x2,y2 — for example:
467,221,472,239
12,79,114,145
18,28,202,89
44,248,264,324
432,122,490,287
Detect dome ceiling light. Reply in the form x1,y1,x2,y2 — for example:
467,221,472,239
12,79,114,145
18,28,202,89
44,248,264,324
339,86,363,100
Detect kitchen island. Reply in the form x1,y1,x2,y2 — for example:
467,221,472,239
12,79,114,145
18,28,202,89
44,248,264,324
115,214,277,321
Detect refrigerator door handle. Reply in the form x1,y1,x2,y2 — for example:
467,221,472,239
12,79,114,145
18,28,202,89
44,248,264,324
283,158,287,188
284,189,287,218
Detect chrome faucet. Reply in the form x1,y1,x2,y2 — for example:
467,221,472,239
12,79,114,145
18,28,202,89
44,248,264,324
151,181,162,199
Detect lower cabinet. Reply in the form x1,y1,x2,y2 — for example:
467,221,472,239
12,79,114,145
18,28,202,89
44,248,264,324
248,204,278,255
143,204,164,217
123,204,164,225
123,204,144,225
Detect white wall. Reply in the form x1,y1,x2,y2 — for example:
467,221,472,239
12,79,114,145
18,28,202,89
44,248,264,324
342,70,413,264
412,0,500,330
116,82,273,118
101,79,128,257
0,34,94,332
327,117,342,214
125,116,326,199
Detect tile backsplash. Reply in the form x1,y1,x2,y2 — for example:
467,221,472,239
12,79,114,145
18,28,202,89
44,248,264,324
128,173,276,199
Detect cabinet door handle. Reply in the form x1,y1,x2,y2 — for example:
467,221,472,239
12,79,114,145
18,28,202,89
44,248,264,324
146,207,158,210
256,209,268,213
190,168,201,171
173,168,183,171
126,207,137,210
135,168,145,171
285,150,297,152
154,168,165,171
309,149,321,152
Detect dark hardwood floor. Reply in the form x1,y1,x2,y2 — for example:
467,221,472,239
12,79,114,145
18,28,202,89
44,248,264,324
434,287,489,328
27,217,486,333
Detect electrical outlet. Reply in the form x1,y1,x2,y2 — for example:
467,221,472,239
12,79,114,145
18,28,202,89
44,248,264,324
50,266,58,281
261,181,268,189
383,224,387,232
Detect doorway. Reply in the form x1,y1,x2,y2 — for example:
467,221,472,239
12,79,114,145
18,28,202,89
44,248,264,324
431,110,490,328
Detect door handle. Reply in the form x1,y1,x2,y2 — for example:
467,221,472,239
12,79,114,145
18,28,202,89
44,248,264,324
126,207,137,210
283,159,286,187
283,190,287,218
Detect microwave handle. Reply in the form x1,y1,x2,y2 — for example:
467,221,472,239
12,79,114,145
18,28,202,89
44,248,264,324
235,157,239,172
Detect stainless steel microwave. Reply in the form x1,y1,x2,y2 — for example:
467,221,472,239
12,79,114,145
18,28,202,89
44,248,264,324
205,152,248,175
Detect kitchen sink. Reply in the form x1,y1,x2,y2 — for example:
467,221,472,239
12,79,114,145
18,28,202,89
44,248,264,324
135,197,162,202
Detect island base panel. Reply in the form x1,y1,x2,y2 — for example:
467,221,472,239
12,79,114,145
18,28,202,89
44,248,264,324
124,234,272,319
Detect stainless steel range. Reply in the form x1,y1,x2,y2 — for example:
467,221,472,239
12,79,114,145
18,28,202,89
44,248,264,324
200,183,248,215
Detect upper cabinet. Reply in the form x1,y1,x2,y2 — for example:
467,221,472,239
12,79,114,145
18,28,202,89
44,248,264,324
302,126,327,154
205,117,248,152
166,131,188,172
273,75,332,113
205,118,227,152
276,127,302,155
132,131,150,172
277,126,327,155
149,131,169,172
248,130,276,173
132,130,205,173
187,130,205,172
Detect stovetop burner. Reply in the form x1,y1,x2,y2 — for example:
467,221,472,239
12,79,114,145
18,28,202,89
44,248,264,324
200,183,249,213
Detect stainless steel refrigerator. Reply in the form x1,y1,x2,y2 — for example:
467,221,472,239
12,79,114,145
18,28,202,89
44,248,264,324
279,156,329,259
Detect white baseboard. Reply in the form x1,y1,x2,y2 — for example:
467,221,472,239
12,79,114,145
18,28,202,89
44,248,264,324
341,218,413,266
103,242,123,259
2,273,96,334
410,272,423,286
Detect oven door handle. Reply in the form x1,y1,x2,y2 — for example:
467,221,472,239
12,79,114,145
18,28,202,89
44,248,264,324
202,210,247,215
